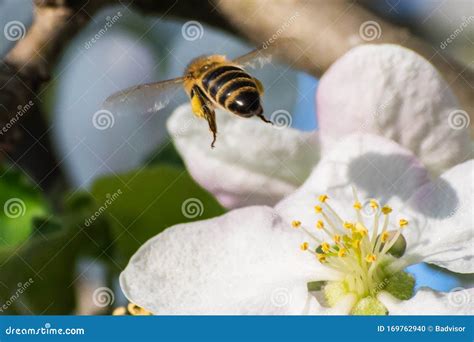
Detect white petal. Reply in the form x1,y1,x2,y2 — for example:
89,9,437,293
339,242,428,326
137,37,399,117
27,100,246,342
402,160,474,273
318,44,470,175
120,206,334,314
378,287,474,315
277,133,430,229
167,104,319,209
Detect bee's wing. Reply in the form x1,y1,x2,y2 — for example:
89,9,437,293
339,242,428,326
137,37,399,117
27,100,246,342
232,38,301,70
102,77,186,116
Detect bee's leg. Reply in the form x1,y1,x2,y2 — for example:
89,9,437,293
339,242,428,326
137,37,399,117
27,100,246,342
204,108,217,148
191,85,217,147
257,113,273,125
190,91,206,118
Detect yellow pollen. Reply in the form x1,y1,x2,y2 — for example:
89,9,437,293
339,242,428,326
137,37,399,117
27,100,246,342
369,199,379,209
343,221,354,229
291,220,301,228
300,242,309,251
321,242,330,253
381,231,390,243
316,220,324,229
316,253,326,263
318,194,329,203
338,248,347,257
381,205,392,215
355,222,368,236
365,254,377,263
399,219,409,228
314,205,323,213
333,234,341,244
353,201,362,210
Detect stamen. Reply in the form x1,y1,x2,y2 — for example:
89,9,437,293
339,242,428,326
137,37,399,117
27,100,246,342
317,253,327,263
338,248,347,257
369,199,379,209
399,219,409,228
291,220,301,228
294,189,411,313
318,194,329,203
365,254,377,263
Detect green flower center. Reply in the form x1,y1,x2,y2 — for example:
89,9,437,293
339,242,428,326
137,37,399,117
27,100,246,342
292,190,415,315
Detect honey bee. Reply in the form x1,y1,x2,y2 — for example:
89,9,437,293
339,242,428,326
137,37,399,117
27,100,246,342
103,39,295,147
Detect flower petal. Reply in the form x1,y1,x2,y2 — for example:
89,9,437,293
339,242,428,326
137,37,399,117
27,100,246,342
378,287,474,315
167,104,319,209
120,206,334,314
276,133,430,229
401,160,474,273
317,44,470,175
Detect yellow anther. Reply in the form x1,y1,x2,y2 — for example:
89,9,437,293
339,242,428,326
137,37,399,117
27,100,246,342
333,234,341,244
381,205,392,215
351,239,361,249
300,242,309,251
381,231,390,243
321,242,330,253
353,201,362,210
343,221,354,230
314,205,323,213
399,219,409,228
316,220,324,229
365,254,377,263
369,199,379,209
318,194,329,203
338,248,347,257
291,220,301,228
316,253,327,263
355,222,368,236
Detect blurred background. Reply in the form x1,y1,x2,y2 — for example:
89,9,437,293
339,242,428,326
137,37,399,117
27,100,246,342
0,0,472,314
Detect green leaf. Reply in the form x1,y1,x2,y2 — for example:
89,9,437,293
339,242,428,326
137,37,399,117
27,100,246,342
0,166,50,247
91,165,225,266
143,140,184,168
0,227,79,314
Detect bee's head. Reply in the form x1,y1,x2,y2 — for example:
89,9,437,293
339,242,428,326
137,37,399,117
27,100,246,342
185,55,228,77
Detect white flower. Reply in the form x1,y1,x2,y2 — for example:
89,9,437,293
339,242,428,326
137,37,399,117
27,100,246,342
120,133,473,315
167,44,470,209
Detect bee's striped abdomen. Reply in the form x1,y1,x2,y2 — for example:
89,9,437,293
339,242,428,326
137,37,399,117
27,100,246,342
201,64,262,117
